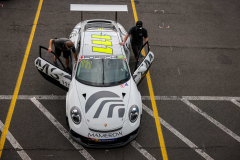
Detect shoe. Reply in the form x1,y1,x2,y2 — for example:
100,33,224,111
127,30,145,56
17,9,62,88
53,61,59,68
66,67,72,74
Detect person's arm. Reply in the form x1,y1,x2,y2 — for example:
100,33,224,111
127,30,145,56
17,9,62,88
73,52,77,63
71,46,78,63
48,39,53,53
144,37,150,50
119,34,129,46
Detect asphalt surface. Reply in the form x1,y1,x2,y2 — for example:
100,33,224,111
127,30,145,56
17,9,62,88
1,0,240,159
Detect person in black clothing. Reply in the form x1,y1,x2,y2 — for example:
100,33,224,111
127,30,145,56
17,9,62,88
119,21,150,60
48,38,78,73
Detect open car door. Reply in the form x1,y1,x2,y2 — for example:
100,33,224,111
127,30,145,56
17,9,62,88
133,41,154,85
34,46,71,91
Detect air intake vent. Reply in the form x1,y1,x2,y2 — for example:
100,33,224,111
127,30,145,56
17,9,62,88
82,93,86,99
122,93,126,99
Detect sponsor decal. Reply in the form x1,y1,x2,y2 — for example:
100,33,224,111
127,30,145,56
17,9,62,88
120,84,125,88
117,55,124,59
36,59,59,80
35,58,70,88
88,138,117,142
79,56,83,62
97,138,117,142
80,60,92,69
125,83,128,86
88,131,123,138
104,124,107,127
85,91,125,119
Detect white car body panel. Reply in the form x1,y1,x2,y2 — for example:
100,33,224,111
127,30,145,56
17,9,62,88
35,9,154,147
66,76,142,139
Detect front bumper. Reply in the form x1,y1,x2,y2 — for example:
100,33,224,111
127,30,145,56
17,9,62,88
69,127,139,148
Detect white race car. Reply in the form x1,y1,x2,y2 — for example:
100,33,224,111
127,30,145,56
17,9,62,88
34,4,154,148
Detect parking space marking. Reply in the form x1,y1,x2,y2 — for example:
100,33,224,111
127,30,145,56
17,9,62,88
182,99,240,142
131,141,156,160
0,95,66,100
230,99,240,108
0,0,43,158
2,95,239,159
31,98,156,160
30,97,95,160
142,104,214,160
2,95,240,101
0,121,31,160
142,96,240,101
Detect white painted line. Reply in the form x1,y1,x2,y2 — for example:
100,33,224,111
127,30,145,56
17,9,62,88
130,140,156,160
2,95,240,101
143,96,240,101
231,99,240,108
142,104,214,160
30,97,94,160
181,99,240,142
31,98,156,160
0,121,31,160
0,95,66,100
182,96,240,101
142,96,182,100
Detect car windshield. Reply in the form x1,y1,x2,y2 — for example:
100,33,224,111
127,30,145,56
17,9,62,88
75,59,130,87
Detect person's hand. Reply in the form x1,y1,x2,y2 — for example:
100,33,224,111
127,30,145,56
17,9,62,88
119,42,125,46
48,48,52,53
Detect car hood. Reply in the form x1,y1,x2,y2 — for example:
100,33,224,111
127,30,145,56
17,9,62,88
75,80,131,131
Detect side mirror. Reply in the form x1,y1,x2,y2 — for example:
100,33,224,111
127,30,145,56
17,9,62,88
137,66,147,73
52,69,63,75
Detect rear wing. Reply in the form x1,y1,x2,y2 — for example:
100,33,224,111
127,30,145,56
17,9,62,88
70,4,128,22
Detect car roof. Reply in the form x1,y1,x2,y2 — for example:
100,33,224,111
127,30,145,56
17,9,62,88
81,21,123,56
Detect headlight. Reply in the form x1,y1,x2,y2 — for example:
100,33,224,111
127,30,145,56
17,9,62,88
70,106,81,124
129,105,139,123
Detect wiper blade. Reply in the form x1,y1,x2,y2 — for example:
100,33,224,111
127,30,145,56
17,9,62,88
117,79,126,85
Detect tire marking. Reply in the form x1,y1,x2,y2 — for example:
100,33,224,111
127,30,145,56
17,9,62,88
0,121,31,160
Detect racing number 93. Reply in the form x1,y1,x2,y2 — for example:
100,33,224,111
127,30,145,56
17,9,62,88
92,35,113,54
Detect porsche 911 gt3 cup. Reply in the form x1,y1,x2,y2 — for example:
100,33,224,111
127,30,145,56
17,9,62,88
34,4,154,148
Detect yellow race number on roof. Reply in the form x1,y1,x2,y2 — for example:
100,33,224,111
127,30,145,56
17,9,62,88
92,34,113,54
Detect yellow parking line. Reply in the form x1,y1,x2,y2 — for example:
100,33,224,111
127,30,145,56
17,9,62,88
0,0,43,158
130,0,168,159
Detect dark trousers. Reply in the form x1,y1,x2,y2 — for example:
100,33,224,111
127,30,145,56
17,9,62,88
131,44,142,58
